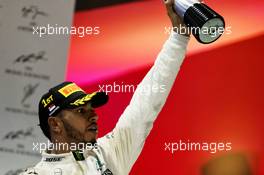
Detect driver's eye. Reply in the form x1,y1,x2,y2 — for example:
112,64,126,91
77,108,85,114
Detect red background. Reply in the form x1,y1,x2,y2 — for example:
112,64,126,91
67,0,264,174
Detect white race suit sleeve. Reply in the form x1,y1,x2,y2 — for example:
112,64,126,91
97,32,190,174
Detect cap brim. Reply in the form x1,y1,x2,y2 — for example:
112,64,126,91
89,91,109,108
65,91,108,109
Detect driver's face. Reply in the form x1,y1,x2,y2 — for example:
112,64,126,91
60,102,99,144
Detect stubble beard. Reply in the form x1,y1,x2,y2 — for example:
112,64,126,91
62,119,88,144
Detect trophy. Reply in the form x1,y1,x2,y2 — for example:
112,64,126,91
174,0,225,44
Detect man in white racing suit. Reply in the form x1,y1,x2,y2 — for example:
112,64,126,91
21,0,190,174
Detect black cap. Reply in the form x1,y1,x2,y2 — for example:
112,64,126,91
38,82,108,128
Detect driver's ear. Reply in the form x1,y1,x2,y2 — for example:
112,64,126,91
48,116,63,134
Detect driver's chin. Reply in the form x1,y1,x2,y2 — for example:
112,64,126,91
84,131,98,144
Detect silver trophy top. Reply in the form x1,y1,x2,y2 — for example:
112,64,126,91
174,0,201,18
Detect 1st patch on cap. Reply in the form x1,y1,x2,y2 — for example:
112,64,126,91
42,95,53,107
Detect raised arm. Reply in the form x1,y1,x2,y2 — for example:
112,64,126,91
98,0,190,174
